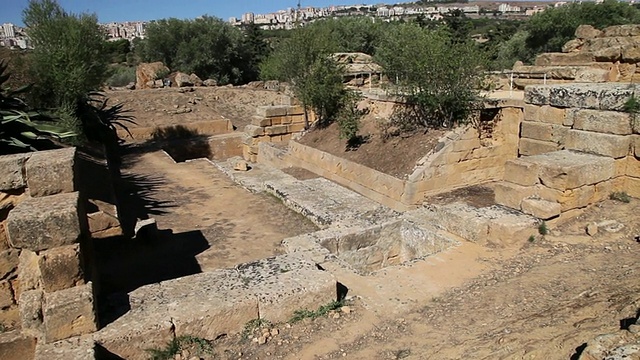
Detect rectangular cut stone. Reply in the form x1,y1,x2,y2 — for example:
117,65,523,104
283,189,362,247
288,123,306,133
6,192,84,252
538,105,566,125
526,150,615,190
565,130,631,158
0,280,14,308
43,282,97,343
0,331,37,360
535,52,595,66
256,106,288,118
0,153,29,191
287,105,305,116
250,116,271,127
504,159,540,186
38,244,84,293
0,248,19,280
25,148,76,197
573,109,633,135
18,250,41,292
524,85,551,105
521,121,553,141
627,176,640,198
494,182,535,210
549,85,600,109
519,138,560,156
244,124,264,137
598,84,637,111
265,125,288,136
19,289,44,338
35,336,95,360
521,198,561,220
537,184,598,211
627,156,640,178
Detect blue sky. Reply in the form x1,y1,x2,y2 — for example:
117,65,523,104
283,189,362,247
1,0,373,25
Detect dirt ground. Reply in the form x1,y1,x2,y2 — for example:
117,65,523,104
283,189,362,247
297,99,446,178
167,199,640,360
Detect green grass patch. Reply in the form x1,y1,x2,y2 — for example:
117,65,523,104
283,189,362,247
610,191,631,203
289,300,344,323
146,335,213,360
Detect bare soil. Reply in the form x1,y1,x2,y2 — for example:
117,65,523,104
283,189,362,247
297,99,446,178
164,199,640,360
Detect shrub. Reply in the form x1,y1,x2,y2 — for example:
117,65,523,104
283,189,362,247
106,65,136,87
609,191,631,203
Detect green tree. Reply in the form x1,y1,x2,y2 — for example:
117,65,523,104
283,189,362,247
526,0,640,54
23,0,109,111
376,23,486,131
139,17,249,84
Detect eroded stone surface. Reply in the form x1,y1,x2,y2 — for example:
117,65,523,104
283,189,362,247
25,148,76,197
522,150,615,190
6,192,84,252
0,153,29,191
43,282,97,343
35,336,95,360
38,244,84,293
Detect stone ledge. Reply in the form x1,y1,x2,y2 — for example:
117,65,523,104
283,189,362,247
6,192,84,252
25,148,77,197
0,153,30,191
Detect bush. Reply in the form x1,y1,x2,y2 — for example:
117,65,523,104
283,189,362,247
106,65,136,87
376,24,486,133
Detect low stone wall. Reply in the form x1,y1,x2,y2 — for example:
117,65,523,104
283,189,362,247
242,105,315,163
0,148,98,358
259,101,524,209
496,83,640,219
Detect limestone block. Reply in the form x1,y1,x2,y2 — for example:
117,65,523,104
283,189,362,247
94,310,174,360
537,105,567,125
524,85,551,106
6,192,84,252
598,85,636,111
635,136,640,157
256,106,288,118
565,130,632,158
626,176,640,198
0,249,19,280
519,138,561,156
494,182,535,210
289,114,306,124
18,250,41,292
535,52,595,66
602,24,640,37
0,153,29,191
0,331,37,360
555,185,597,211
288,123,306,133
486,211,539,246
575,25,602,39
521,198,561,220
43,283,97,343
521,121,558,142
86,211,122,239
25,148,76,197
0,280,13,308
19,289,43,337
504,159,540,186
549,85,600,109
287,105,305,116
575,68,610,82
244,124,264,137
562,39,583,53
265,125,288,136
250,116,271,127
572,109,633,135
530,150,615,190
622,46,640,63
593,47,622,62
0,223,8,252
35,336,95,360
38,244,83,293
627,155,640,178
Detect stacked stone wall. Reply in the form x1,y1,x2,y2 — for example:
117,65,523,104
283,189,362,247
496,83,640,219
243,105,315,162
0,148,99,358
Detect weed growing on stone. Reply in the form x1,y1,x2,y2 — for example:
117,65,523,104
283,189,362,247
242,318,272,340
610,191,631,203
289,300,344,323
538,221,548,236
528,235,536,243
147,335,213,360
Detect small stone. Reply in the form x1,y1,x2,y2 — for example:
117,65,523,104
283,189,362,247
270,328,279,336
234,160,249,171
628,324,640,334
285,323,291,329
341,306,351,314
332,313,341,319
586,222,599,236
258,335,268,345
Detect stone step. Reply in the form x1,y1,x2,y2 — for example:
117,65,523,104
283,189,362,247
264,177,398,228
405,203,538,247
94,253,335,359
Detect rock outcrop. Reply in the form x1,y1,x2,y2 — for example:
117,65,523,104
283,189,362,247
135,62,169,90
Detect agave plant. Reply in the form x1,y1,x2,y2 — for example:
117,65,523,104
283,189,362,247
0,61,75,154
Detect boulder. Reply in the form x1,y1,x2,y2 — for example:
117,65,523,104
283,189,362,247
203,79,217,87
189,73,203,86
174,72,193,87
575,25,602,40
562,39,583,53
135,62,169,90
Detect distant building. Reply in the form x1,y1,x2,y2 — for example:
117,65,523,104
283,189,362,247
2,23,15,39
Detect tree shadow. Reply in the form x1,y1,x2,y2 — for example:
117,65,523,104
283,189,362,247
95,229,209,327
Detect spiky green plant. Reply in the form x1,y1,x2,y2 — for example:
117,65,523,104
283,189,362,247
0,61,74,154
